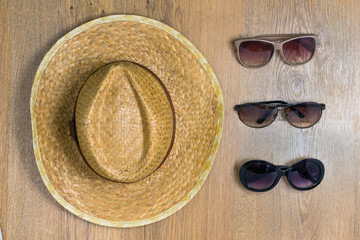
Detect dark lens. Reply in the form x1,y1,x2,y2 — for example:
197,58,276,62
288,159,323,189
239,41,274,67
242,162,278,190
282,37,315,64
284,103,322,128
237,104,277,128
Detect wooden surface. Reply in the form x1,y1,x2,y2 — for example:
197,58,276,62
1,0,360,239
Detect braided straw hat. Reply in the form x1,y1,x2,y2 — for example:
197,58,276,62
31,15,223,227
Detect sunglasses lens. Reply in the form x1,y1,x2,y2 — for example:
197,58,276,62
239,41,274,67
288,160,323,189
284,103,322,128
237,104,277,128
282,37,315,64
242,162,278,190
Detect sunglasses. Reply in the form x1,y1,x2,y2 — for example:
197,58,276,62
234,34,319,68
234,101,325,128
239,159,325,192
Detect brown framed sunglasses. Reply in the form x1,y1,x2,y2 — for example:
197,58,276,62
234,101,326,128
234,34,319,68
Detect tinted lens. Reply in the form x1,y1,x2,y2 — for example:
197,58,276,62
237,104,277,128
242,162,278,190
239,41,274,67
284,103,322,128
282,37,315,64
288,160,323,189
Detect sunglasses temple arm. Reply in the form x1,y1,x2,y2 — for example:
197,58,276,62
257,100,287,105
235,101,291,108
301,41,316,52
236,101,284,124
256,110,274,124
255,34,314,39
296,168,318,183
257,107,305,123
258,101,305,119
287,106,305,118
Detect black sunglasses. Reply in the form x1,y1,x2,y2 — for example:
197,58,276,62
239,159,325,192
234,100,325,128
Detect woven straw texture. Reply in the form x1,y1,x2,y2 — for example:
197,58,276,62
31,15,223,227
76,62,174,182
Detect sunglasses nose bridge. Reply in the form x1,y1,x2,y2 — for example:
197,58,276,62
277,165,289,175
275,108,288,121
273,42,282,50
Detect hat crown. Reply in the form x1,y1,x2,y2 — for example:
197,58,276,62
75,62,174,182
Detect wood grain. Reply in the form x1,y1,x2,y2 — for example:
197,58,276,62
0,0,10,238
1,0,360,239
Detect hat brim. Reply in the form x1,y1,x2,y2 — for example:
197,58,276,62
31,15,223,227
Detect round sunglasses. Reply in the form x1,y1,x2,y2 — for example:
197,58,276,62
234,34,319,68
239,159,325,192
234,101,326,129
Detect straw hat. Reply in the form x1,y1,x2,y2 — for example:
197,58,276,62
31,15,223,227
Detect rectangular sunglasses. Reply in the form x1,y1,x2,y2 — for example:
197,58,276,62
239,159,325,192
234,101,325,128
234,34,319,68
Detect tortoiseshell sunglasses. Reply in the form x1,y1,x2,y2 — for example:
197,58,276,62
234,34,319,68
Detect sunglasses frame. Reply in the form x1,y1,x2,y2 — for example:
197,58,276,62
234,34,319,68
239,158,325,192
234,100,326,129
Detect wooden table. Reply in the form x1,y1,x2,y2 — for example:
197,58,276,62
1,0,360,239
